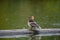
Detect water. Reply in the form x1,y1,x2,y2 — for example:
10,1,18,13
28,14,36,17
0,29,60,39
0,0,60,40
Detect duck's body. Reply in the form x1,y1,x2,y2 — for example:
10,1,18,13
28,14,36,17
28,16,41,30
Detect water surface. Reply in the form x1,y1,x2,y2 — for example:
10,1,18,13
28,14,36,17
0,0,60,40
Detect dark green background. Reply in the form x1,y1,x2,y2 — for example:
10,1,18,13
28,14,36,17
0,0,60,40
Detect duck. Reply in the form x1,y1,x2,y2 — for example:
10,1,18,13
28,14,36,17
28,16,41,30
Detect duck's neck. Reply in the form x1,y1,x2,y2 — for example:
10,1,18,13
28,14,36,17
29,19,34,22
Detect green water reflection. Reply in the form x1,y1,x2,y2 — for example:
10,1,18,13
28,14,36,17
0,0,60,40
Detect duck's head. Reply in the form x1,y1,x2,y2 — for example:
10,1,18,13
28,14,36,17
28,16,34,20
31,16,34,20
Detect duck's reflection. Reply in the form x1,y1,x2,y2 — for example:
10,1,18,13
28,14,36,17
29,34,41,40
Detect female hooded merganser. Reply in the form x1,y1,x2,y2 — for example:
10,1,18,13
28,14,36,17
28,16,41,30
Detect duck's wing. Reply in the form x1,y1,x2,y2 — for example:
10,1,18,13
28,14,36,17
30,22,41,29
